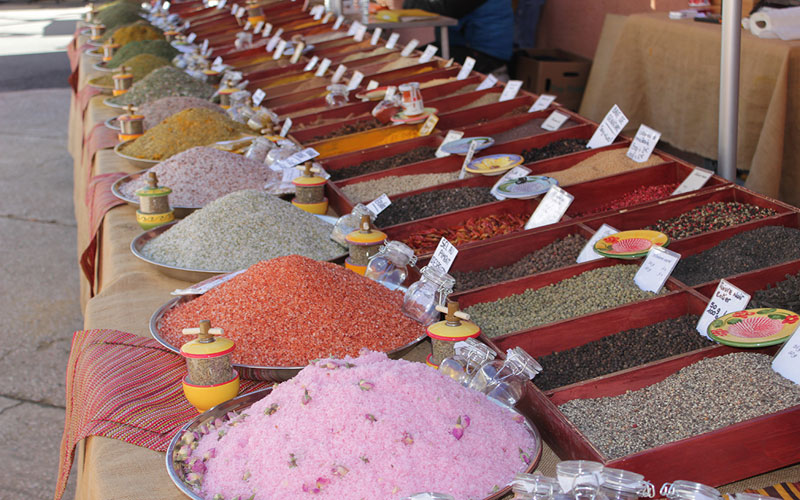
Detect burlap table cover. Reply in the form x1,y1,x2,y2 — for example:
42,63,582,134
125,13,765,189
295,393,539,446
66,44,799,500
580,13,800,206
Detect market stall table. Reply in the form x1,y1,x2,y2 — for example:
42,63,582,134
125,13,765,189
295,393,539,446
580,12,800,206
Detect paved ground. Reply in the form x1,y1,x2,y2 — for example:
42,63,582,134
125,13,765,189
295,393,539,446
0,1,84,498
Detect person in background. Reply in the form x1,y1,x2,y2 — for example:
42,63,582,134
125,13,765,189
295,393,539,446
375,0,513,76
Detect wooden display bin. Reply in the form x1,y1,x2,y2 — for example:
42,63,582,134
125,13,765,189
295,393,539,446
452,107,589,145
437,95,536,130
694,259,800,301
321,134,445,180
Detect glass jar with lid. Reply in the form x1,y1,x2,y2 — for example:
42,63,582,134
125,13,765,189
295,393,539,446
512,473,563,500
402,266,455,326
438,337,497,386
660,481,721,500
468,347,542,407
599,468,654,500
326,83,349,107
364,240,417,291
331,204,372,246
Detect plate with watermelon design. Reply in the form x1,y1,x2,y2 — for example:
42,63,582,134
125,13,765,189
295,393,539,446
708,308,799,347
593,230,669,259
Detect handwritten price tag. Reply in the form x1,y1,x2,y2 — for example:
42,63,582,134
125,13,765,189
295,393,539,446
435,130,464,158
491,166,530,200
773,326,800,383
429,237,459,274
347,70,364,91
266,34,281,52
254,21,264,33
366,193,391,217
634,246,681,293
304,55,319,72
476,74,498,91
696,280,751,338
458,140,480,180
419,45,438,63
541,110,569,131
354,23,368,41
261,23,272,37
525,185,574,229
280,117,292,137
401,39,419,57
331,64,347,83
252,88,266,106
672,167,714,195
366,80,379,91
456,57,476,80
386,32,400,49
347,20,361,36
576,224,619,263
370,27,382,45
586,104,629,149
499,80,523,102
418,114,438,136
529,94,556,112
273,39,287,59
315,57,332,77
626,124,662,163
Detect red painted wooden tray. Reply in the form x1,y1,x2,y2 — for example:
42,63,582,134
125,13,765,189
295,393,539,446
694,258,800,300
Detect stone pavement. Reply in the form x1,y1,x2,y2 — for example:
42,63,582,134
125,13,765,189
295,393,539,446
0,3,84,497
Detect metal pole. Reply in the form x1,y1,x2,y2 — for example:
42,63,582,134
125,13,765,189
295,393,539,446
718,0,742,181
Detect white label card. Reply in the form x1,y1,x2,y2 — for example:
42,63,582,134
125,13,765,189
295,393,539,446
280,117,292,137
211,56,223,70
435,130,464,158
772,326,800,383
529,94,556,112
201,39,209,54
266,34,281,52
236,7,247,18
384,85,396,100
322,12,334,24
254,21,265,33
541,111,570,131
627,124,662,163
271,147,319,170
457,57,475,80
311,5,324,19
576,224,619,264
347,70,364,91
370,27,382,45
273,39,287,59
331,64,347,83
587,104,629,149
366,193,392,217
386,32,400,49
400,39,419,57
333,15,344,30
476,74,498,91
419,45,438,63
634,246,681,293
525,185,574,229
217,0,227,8
354,24,368,42
491,166,531,200
429,237,459,274
171,269,246,295
315,57,332,77
252,88,266,106
418,114,438,136
243,20,252,30
458,140,480,180
187,32,197,43
347,20,361,36
262,23,273,37
366,80,379,91
274,28,284,38
696,279,751,339
304,55,320,71
672,167,714,195
499,80,523,102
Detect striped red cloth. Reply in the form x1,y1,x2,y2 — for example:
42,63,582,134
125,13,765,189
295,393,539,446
79,173,126,294
81,122,119,176
56,329,270,500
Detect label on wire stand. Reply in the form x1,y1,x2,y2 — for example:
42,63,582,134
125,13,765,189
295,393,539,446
524,186,574,229
634,246,681,293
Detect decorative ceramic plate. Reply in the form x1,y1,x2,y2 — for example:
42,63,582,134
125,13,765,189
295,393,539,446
708,308,799,347
390,107,437,124
356,86,390,100
593,230,669,259
496,175,558,199
467,153,525,176
440,137,495,155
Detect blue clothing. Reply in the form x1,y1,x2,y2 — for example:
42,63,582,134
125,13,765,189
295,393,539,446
448,0,514,61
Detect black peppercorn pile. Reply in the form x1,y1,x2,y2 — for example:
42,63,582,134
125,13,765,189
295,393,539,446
534,314,709,391
750,271,800,310
452,233,587,291
672,225,800,286
329,146,438,181
374,187,497,227
310,118,383,142
645,202,777,240
520,138,588,164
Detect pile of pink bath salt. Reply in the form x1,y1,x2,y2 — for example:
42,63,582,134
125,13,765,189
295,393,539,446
181,351,537,500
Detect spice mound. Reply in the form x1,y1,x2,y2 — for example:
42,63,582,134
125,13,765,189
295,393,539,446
103,20,163,45
342,171,462,202
119,108,250,160
644,201,777,239
374,187,497,227
521,138,588,164
94,1,143,30
548,149,664,187
329,146,438,181
106,39,177,69
138,96,224,129
119,147,282,207
176,351,537,499
575,183,679,216
403,213,531,255
559,352,800,459
89,53,170,88
107,66,214,107
751,271,800,310
141,190,345,271
672,225,800,286
464,264,666,338
158,257,426,366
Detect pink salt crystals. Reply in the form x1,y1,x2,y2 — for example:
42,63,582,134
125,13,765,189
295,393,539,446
182,351,538,500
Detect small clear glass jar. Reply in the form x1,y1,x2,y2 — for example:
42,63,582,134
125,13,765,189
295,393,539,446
660,481,721,500
244,137,275,163
512,473,563,500
438,337,496,385
331,204,372,246
402,266,455,326
599,468,654,500
556,461,604,500
326,83,349,107
364,240,417,291
468,347,542,407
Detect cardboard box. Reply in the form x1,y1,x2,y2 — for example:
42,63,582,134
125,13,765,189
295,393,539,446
513,48,592,111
